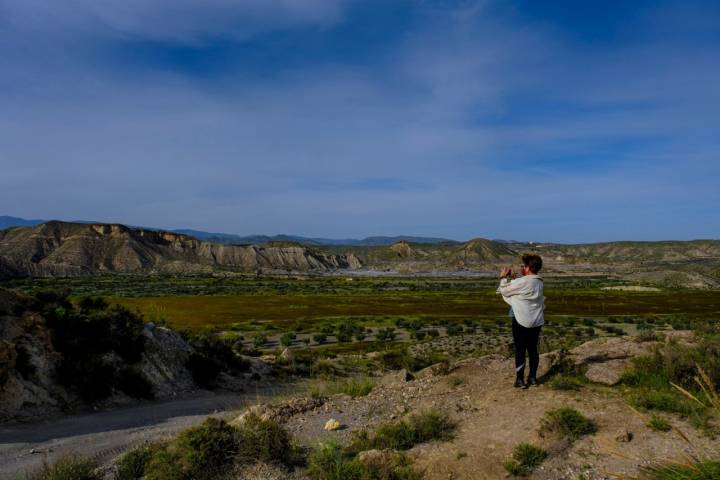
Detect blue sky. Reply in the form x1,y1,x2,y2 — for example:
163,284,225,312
1,0,718,242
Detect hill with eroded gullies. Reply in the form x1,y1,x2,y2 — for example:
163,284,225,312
0,222,361,278
1,221,719,287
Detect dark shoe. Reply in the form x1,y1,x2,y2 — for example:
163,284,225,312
527,377,538,386
514,378,526,388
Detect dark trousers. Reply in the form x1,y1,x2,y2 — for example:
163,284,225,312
512,317,541,380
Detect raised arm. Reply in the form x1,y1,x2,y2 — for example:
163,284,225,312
496,277,530,297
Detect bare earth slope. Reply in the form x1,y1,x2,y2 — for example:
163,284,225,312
0,222,362,277
272,335,718,479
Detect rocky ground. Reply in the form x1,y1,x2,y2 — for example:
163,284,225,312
224,333,719,480
2,333,718,479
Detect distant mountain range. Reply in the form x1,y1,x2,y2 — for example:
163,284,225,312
1,219,719,287
1,216,460,246
0,221,362,278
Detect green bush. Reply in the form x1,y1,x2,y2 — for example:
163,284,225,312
307,442,366,480
311,358,338,377
253,333,268,348
539,407,596,440
307,442,421,480
446,324,463,336
647,415,672,432
280,332,296,347
375,327,397,342
503,443,548,477
350,410,455,452
145,418,237,480
234,413,298,467
379,350,412,371
185,331,250,374
35,293,149,402
631,390,697,416
129,415,298,480
115,443,164,480
27,455,100,480
311,377,375,398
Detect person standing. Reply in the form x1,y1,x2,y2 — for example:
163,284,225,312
497,254,545,388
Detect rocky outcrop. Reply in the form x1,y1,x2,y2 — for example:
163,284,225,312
0,222,362,277
231,396,325,426
0,289,270,422
389,241,415,258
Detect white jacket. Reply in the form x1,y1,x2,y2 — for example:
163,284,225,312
497,274,545,328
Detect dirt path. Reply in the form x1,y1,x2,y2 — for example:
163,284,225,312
0,384,301,478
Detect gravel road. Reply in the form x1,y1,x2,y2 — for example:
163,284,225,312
0,385,301,478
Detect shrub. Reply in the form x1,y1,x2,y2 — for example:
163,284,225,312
350,410,455,452
186,353,223,388
311,377,375,398
115,443,164,480
307,442,366,480
311,358,338,377
336,331,352,343
40,295,148,402
234,414,298,467
647,415,672,432
27,455,100,480
56,358,115,403
78,296,109,311
503,443,548,477
253,333,268,348
631,390,696,416
446,324,463,336
637,325,659,342
411,330,427,341
313,333,328,344
280,332,295,347
307,442,421,480
116,366,154,399
186,332,250,373
375,328,396,342
145,418,237,480
539,407,596,440
379,349,412,371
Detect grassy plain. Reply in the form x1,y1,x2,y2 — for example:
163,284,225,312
7,275,720,333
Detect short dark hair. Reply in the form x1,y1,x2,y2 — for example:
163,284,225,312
522,253,542,274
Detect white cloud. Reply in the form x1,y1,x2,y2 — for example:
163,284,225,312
0,0,347,43
0,1,718,241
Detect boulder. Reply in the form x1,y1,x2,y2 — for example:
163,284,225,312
324,418,341,431
279,348,294,363
585,359,629,386
570,337,651,364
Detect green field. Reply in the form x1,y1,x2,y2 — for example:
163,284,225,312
8,275,720,332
